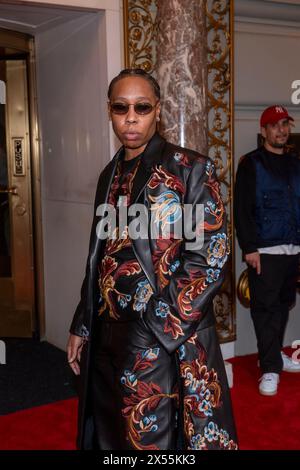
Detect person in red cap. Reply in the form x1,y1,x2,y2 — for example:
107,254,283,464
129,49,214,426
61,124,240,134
234,105,300,396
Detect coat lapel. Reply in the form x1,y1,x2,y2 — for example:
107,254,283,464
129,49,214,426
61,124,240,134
129,133,167,293
130,132,167,204
89,133,167,296
88,149,122,276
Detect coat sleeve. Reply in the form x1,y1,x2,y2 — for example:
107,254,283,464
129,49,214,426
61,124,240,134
234,156,257,255
69,175,102,338
143,158,229,354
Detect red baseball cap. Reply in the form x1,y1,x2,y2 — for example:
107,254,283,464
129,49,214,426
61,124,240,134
260,105,294,127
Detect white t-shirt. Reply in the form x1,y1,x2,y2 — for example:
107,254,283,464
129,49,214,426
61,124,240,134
258,244,300,255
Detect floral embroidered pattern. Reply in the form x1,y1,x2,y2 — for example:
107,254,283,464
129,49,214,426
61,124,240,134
109,158,141,206
181,359,222,421
178,344,186,361
204,199,223,229
206,268,221,284
148,162,227,332
170,260,180,273
108,163,122,207
98,156,150,320
154,301,184,340
120,348,160,392
207,233,229,269
148,165,186,195
121,348,178,450
179,344,238,451
176,273,207,321
155,301,170,318
200,164,225,232
205,159,215,177
152,238,182,290
98,254,142,319
149,190,182,231
190,422,238,450
173,152,192,168
80,324,90,340
120,370,138,391
133,280,153,312
117,293,132,308
187,333,198,345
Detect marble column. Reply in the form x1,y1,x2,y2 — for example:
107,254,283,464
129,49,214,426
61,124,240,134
155,0,208,154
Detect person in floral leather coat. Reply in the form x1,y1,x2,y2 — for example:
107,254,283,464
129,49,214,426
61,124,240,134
67,68,238,450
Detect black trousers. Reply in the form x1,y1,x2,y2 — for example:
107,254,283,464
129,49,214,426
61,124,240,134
248,253,299,373
90,318,179,450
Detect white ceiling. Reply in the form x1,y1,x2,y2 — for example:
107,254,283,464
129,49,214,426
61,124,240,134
0,3,94,35
235,0,300,22
264,0,300,5
2,1,300,36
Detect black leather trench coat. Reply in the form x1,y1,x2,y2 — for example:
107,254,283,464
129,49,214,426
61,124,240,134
70,132,238,450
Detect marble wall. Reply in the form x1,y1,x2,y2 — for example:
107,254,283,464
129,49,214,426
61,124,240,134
155,0,208,154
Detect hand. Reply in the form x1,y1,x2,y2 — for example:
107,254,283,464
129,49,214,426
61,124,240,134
245,251,261,275
67,334,84,376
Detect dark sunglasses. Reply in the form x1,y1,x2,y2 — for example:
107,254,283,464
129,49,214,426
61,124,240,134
110,101,158,115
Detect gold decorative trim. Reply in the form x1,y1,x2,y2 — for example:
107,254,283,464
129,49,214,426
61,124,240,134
206,0,235,342
27,37,46,338
123,0,157,73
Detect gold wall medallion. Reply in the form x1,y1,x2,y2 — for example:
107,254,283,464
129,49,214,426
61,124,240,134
123,0,235,342
237,269,250,309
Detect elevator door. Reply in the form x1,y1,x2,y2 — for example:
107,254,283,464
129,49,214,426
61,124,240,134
0,58,35,337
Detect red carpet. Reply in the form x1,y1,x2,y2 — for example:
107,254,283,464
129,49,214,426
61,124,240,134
229,347,300,450
0,398,77,450
0,349,299,450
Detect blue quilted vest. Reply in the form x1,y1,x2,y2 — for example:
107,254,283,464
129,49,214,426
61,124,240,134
253,148,300,247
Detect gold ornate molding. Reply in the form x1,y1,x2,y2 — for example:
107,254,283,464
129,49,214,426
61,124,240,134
123,0,157,73
206,0,235,342
123,0,235,342
206,0,232,197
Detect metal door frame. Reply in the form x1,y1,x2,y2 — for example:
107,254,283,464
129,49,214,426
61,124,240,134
0,29,45,338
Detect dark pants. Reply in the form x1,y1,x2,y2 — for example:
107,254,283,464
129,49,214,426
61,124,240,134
91,318,179,450
248,253,299,373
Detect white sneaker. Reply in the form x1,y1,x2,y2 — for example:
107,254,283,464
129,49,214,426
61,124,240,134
259,373,279,396
281,352,300,373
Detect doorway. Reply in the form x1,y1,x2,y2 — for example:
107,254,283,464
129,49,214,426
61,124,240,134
0,30,38,337
0,3,117,349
